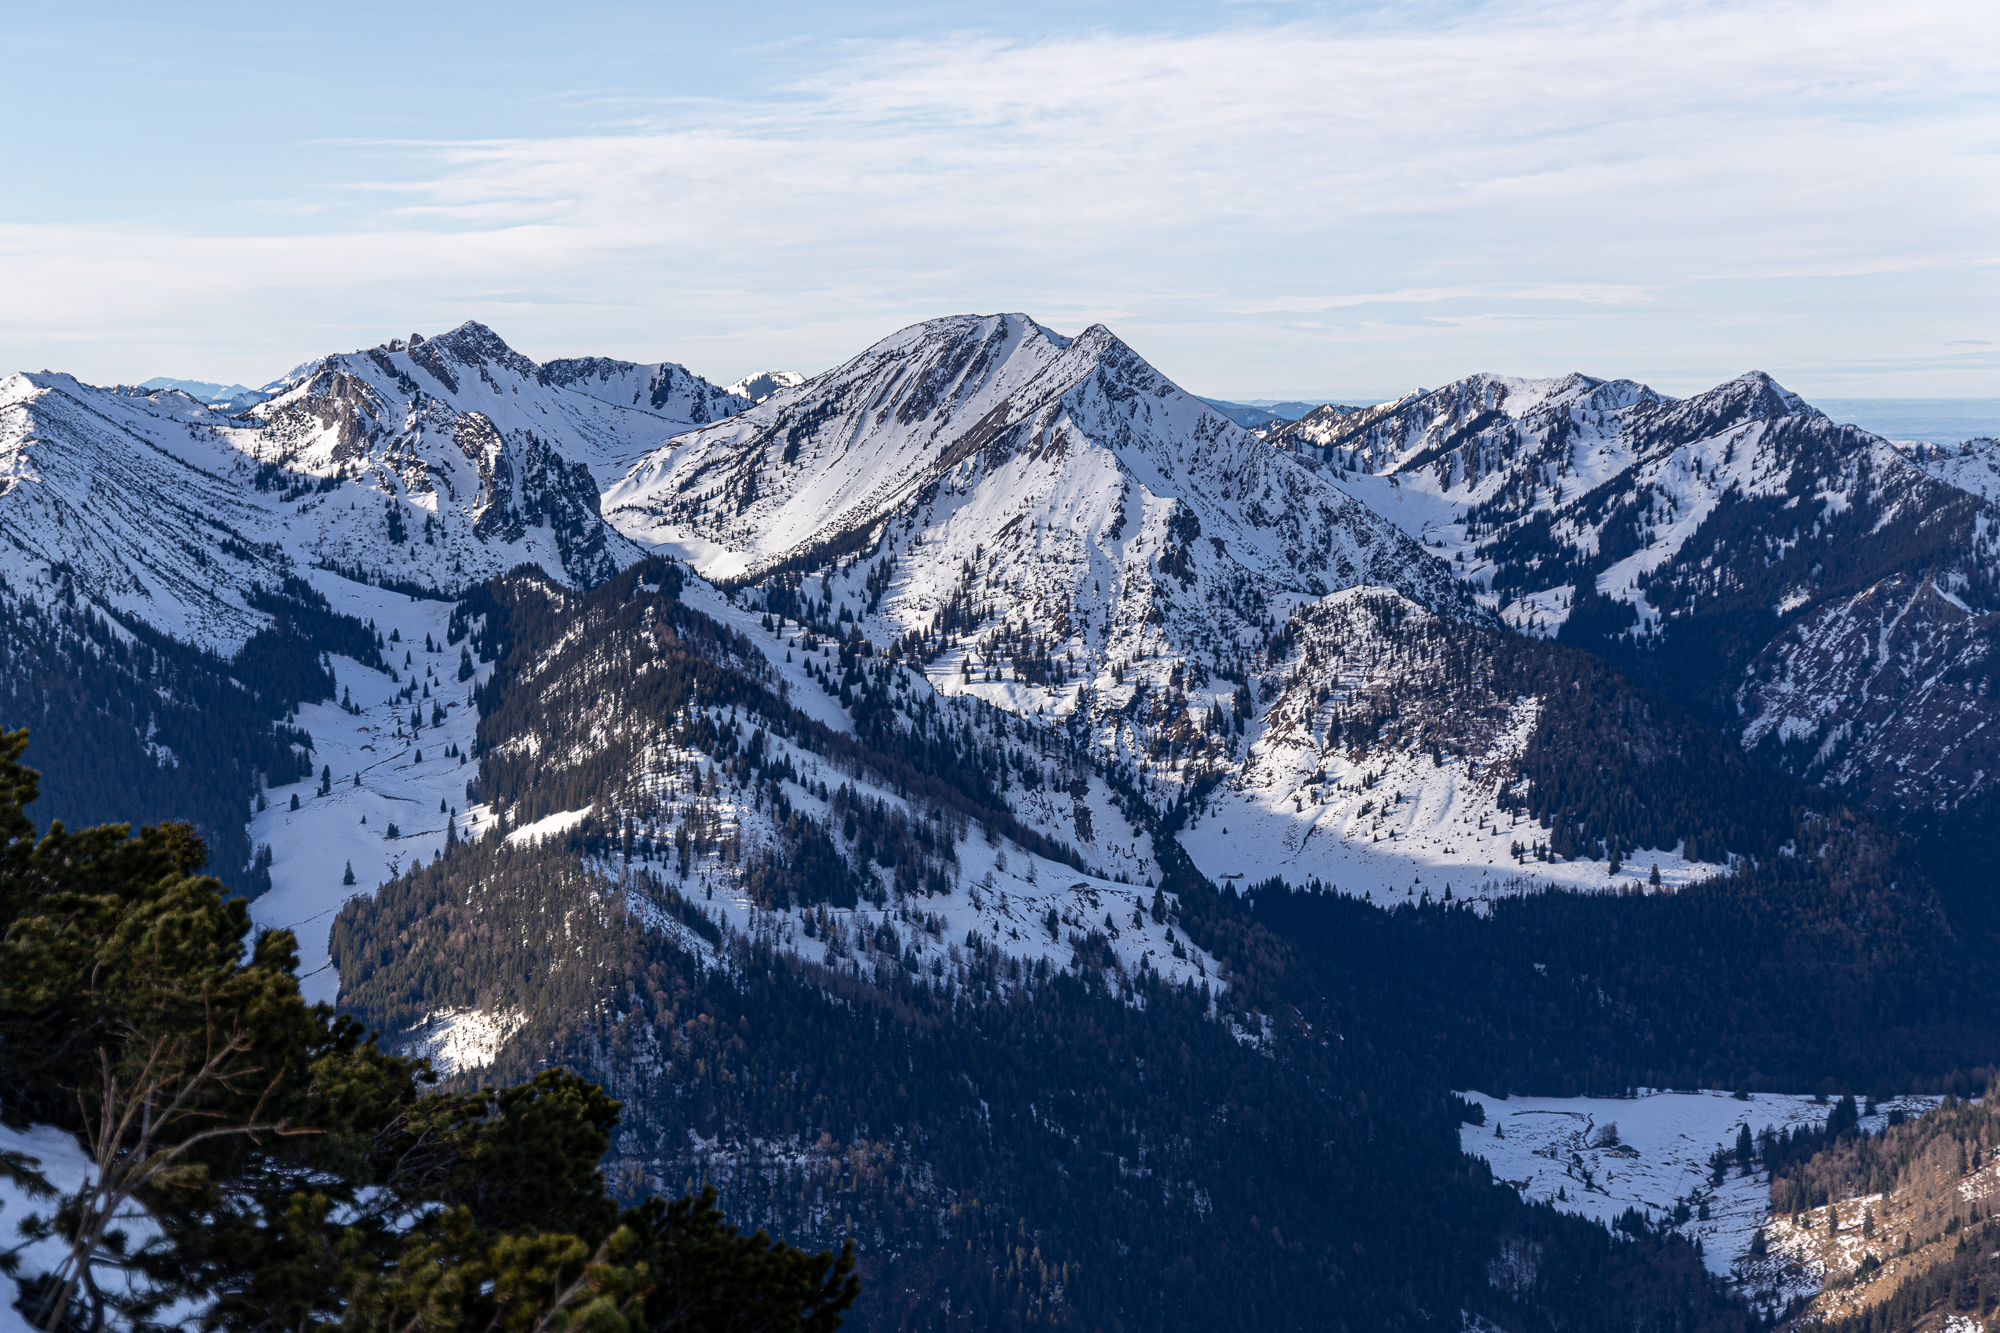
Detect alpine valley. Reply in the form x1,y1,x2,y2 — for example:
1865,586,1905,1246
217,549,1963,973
6,313,2000,1331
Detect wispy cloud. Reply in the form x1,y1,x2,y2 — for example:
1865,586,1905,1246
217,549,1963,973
1,0,1994,394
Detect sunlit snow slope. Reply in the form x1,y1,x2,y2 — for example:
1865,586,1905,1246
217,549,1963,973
1460,1088,1938,1303
246,573,492,1006
605,314,1511,894
1275,372,2000,821
0,322,742,654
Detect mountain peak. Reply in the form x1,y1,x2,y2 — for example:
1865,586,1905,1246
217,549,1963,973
725,370,806,404
1624,370,1816,450
607,306,1474,620
1716,369,1808,416
421,321,537,378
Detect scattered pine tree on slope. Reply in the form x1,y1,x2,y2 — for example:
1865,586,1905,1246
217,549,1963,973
1762,1097,2000,1331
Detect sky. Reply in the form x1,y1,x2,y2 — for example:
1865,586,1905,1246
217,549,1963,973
2,0,1995,401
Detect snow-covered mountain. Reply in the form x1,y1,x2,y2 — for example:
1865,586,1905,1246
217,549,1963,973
602,314,1487,871
0,322,744,654
0,372,295,652
1272,371,2000,821
224,318,1863,1023
725,370,805,403
139,376,273,410
12,309,1990,923
1892,436,2000,504
12,314,1986,1333
0,322,752,897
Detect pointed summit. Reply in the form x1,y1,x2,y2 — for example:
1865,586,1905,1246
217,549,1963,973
606,309,1476,746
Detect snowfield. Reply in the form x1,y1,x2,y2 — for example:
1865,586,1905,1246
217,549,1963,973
1186,584,1713,902
247,571,491,1006
1459,1088,1941,1301
1186,719,1710,906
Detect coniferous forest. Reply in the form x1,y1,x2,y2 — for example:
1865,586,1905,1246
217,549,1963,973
10,537,2000,1330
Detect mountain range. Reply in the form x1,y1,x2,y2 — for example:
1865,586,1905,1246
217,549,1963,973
6,313,2000,1330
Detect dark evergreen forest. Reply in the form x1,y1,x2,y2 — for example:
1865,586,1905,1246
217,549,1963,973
334,837,1758,1333
327,556,2000,1332
0,573,382,894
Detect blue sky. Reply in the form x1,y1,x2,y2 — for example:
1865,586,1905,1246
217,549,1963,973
3,0,1995,400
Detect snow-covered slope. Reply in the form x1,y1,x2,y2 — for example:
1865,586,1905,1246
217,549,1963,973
610,314,1467,612
1275,372,2000,820
725,370,805,403
1188,586,1709,903
607,313,1479,828
0,323,744,655
1460,1089,1938,1302
245,570,492,1006
0,372,293,651
1892,436,2000,504
603,316,1875,895
1735,572,2000,812
329,562,1218,1037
